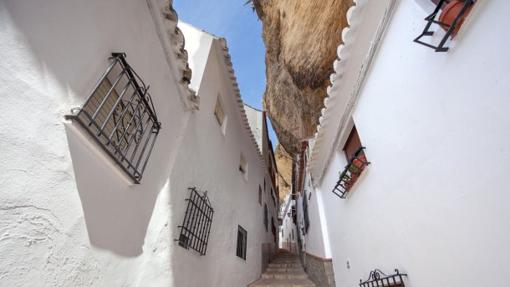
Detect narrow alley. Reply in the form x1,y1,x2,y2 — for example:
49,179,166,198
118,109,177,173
1,0,510,287
250,250,315,287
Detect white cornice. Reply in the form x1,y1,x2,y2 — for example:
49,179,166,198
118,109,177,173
215,38,267,168
308,0,398,186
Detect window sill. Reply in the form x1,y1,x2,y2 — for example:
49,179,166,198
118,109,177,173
63,119,135,186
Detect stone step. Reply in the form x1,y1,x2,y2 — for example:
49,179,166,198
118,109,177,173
262,271,308,280
268,263,301,268
264,267,304,273
248,278,316,287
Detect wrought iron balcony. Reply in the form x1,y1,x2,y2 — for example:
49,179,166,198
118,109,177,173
332,147,370,199
65,53,161,184
360,269,407,287
177,187,214,256
414,0,475,52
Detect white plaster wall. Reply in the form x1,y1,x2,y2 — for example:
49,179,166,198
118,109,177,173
301,172,330,259
0,0,191,286
279,196,296,252
168,36,277,286
315,0,510,286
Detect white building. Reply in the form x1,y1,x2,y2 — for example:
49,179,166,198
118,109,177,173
290,0,510,287
0,0,278,286
278,194,298,253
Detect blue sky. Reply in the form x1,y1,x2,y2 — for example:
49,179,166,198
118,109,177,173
174,0,278,145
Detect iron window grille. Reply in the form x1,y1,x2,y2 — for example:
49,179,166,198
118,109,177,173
302,190,310,233
264,204,268,231
332,147,370,199
176,187,214,256
236,225,247,260
414,0,475,52
359,269,407,287
65,53,161,183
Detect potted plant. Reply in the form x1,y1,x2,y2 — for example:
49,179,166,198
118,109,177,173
439,0,474,37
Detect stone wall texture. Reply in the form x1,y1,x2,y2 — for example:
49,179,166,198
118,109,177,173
304,253,335,287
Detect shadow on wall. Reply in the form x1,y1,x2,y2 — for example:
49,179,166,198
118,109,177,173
65,122,162,257
2,0,178,258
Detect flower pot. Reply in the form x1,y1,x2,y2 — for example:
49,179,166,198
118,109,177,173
439,0,473,37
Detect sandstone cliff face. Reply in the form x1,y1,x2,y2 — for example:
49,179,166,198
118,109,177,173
275,144,292,202
253,0,352,155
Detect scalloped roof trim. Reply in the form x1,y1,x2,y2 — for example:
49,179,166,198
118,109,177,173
216,38,266,167
308,0,361,175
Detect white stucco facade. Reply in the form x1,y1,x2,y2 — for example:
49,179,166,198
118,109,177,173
298,0,510,286
0,1,278,286
278,194,297,253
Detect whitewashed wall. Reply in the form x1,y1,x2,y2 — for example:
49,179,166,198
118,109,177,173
0,0,192,286
169,26,278,287
279,195,297,252
0,1,277,286
311,0,510,286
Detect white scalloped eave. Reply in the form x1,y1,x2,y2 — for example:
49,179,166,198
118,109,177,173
309,0,361,175
217,38,265,167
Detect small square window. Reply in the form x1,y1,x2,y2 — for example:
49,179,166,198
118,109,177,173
258,185,262,205
214,96,225,126
239,153,248,179
264,204,268,231
236,225,247,260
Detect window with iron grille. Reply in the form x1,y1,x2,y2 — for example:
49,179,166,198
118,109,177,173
65,53,161,183
264,203,268,231
332,126,370,199
176,187,214,256
414,0,475,52
236,225,247,260
302,190,310,233
359,269,407,287
258,185,262,205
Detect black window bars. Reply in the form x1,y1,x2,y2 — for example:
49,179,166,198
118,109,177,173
65,53,161,183
177,187,214,256
359,269,407,287
414,0,475,52
264,204,268,231
302,190,310,233
236,225,247,260
332,147,370,199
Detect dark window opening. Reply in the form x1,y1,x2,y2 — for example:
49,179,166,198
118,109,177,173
236,225,247,260
303,190,310,233
264,204,268,231
176,187,214,256
258,185,262,205
65,53,161,183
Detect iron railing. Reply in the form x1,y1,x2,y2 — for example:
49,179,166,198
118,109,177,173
65,53,161,183
360,269,407,287
332,147,370,199
414,0,475,52
177,187,214,256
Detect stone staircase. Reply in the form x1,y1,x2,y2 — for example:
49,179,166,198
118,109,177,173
249,250,316,287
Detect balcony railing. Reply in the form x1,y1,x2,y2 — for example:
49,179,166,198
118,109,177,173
359,269,407,287
65,53,161,183
332,147,370,199
414,0,475,52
